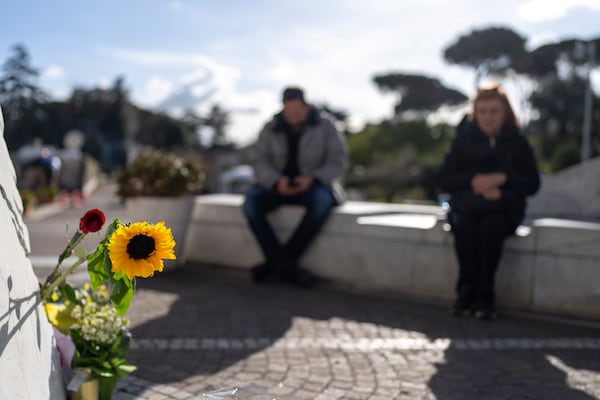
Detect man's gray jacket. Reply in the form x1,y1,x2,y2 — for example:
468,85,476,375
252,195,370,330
252,109,348,204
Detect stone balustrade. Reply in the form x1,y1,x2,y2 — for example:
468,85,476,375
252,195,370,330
184,194,600,320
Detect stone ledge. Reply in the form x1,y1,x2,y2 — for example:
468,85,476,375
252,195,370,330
184,194,600,319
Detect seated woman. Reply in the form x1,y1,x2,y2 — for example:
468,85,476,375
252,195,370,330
438,84,540,320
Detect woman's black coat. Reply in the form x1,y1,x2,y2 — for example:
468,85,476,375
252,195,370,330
438,118,540,222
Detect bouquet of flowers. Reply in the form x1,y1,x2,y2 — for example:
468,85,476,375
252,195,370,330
40,208,176,399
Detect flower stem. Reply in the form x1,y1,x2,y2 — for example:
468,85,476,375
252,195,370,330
41,256,88,301
42,231,86,288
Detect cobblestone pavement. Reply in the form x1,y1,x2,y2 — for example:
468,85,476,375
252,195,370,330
110,267,600,400
26,184,600,399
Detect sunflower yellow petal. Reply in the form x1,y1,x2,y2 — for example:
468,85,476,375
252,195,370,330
107,221,176,279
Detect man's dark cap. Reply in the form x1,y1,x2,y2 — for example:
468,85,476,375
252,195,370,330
282,86,305,102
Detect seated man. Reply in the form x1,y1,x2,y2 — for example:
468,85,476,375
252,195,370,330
243,86,348,286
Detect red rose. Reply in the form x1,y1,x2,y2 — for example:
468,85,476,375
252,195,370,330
79,209,106,234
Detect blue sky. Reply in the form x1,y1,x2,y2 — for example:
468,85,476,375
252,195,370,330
2,0,600,144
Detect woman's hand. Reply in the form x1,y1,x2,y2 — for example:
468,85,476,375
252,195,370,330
471,173,506,200
481,187,501,200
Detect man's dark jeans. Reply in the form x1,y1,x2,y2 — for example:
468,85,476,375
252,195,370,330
242,183,336,272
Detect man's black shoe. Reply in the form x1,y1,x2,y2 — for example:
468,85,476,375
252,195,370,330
449,300,472,317
250,263,271,283
287,267,315,288
449,304,472,317
474,307,498,320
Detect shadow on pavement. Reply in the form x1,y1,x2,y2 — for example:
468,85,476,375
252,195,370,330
429,348,600,399
128,266,600,396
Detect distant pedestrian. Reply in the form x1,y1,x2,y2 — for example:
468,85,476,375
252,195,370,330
438,84,540,319
243,86,348,287
59,130,86,207
58,147,84,207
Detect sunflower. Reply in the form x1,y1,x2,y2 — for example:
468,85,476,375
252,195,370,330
107,221,176,280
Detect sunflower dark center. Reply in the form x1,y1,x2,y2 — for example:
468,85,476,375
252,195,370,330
126,234,156,259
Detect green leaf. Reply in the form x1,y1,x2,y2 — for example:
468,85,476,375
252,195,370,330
102,218,121,245
69,329,85,347
74,246,87,261
103,249,114,282
90,367,114,378
87,246,108,289
110,277,135,315
58,283,77,304
117,331,131,355
87,218,121,289
117,364,137,375
73,356,98,367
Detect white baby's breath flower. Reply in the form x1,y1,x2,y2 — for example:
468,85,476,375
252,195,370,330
70,301,129,344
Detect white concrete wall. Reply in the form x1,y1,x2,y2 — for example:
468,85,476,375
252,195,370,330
528,156,600,220
184,194,600,320
0,107,65,398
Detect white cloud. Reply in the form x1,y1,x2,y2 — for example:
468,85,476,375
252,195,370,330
99,47,196,67
192,81,278,146
224,90,279,146
527,31,561,49
265,57,396,130
113,48,276,145
101,48,246,96
102,3,475,145
265,60,298,83
96,78,111,89
259,21,464,129
102,48,243,94
95,2,600,145
41,65,65,80
184,55,241,92
517,0,600,22
39,65,70,99
136,75,175,108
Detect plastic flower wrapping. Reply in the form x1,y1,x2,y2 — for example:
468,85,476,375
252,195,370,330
40,209,176,399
